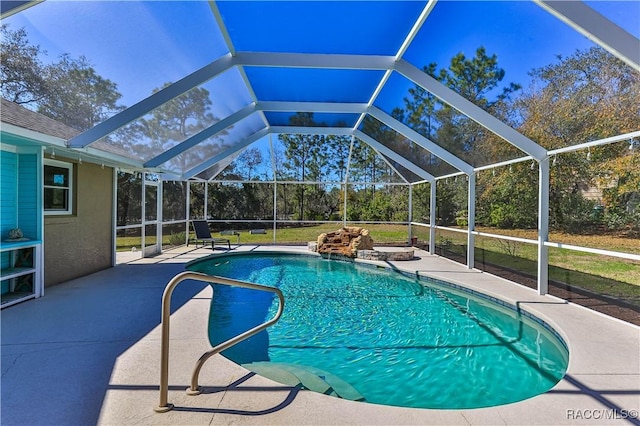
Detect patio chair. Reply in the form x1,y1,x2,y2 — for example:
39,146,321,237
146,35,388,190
190,220,230,250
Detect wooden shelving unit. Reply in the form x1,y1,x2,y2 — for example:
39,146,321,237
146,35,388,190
1,242,42,308
1,146,44,308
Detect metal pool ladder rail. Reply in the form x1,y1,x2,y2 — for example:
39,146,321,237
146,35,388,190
154,271,285,413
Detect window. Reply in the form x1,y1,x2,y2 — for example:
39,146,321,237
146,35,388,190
44,159,73,215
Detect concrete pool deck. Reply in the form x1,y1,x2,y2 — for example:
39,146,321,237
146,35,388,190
1,245,638,425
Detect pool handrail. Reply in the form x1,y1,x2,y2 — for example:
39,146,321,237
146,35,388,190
154,270,285,413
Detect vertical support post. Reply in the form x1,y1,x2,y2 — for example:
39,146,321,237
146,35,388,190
538,158,550,295
273,181,277,244
343,136,355,228
429,180,436,255
269,134,278,244
186,181,191,245
343,183,348,228
37,147,45,289
112,168,118,266
34,147,45,295
204,181,209,221
34,245,43,297
157,179,163,254
467,173,476,270
408,184,413,243
141,172,146,258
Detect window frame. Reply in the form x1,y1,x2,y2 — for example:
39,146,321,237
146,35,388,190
43,158,74,215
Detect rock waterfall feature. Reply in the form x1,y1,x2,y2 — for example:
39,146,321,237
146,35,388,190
316,227,374,258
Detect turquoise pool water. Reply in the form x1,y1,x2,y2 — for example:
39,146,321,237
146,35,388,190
188,253,568,409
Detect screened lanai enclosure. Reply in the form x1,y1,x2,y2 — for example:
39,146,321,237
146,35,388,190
2,1,639,320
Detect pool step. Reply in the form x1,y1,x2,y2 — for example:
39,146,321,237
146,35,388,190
242,362,365,402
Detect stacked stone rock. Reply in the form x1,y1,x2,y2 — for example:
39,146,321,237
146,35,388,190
316,227,374,258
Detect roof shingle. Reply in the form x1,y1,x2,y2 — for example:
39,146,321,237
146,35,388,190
1,98,79,140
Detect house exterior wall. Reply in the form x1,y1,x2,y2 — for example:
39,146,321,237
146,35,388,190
44,156,113,286
18,153,40,239
1,150,18,237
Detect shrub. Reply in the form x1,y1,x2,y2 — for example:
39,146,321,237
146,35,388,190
603,209,626,231
455,210,468,227
551,195,599,233
489,204,517,228
168,231,186,246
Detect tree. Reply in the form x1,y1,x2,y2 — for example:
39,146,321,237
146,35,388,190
38,54,124,131
133,83,219,174
476,165,538,229
236,147,263,181
1,24,125,131
401,47,520,163
403,63,438,140
600,152,640,233
435,177,467,226
0,24,49,105
162,181,187,222
434,47,521,164
219,148,273,221
116,171,142,226
400,47,521,226
189,181,206,219
515,46,640,232
278,112,328,219
325,133,351,182
207,182,244,220
411,182,431,223
349,136,390,184
439,47,520,109
279,113,327,182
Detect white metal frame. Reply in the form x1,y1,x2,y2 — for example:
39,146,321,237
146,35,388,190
535,0,640,72
57,0,638,295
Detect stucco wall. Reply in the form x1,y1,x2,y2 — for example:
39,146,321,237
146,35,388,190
44,157,113,286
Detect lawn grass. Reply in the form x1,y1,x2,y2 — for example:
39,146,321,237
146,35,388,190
116,223,639,292
432,227,639,308
116,236,142,252
436,227,639,287
116,234,180,251
474,243,638,298
115,223,409,251
206,223,410,245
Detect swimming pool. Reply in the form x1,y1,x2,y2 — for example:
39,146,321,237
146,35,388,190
188,252,568,409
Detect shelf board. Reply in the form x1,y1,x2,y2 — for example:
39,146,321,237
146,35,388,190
0,267,36,280
0,240,41,251
1,292,36,308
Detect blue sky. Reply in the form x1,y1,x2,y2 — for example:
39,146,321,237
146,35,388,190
6,1,638,109
5,1,638,176
6,1,227,107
